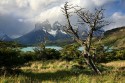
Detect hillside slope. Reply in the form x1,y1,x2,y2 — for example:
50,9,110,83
97,26,125,48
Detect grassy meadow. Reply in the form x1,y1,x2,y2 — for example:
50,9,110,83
0,60,125,83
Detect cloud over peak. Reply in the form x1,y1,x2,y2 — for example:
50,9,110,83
0,0,125,38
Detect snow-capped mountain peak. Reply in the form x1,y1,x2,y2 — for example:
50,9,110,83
34,21,67,36
34,20,52,31
15,20,70,45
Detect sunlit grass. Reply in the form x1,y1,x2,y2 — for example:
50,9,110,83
1,60,125,83
104,61,125,67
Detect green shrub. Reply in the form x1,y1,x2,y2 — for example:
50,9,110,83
60,44,81,61
115,50,125,60
70,65,85,74
94,45,116,63
21,52,36,61
34,44,60,60
94,44,125,62
0,48,26,75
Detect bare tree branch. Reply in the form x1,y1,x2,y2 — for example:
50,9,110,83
61,2,110,74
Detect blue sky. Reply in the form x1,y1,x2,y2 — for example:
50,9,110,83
105,0,125,15
0,0,125,38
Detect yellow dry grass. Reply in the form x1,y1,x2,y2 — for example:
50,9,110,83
104,60,125,68
21,60,78,73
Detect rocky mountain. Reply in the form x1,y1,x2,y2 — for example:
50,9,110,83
16,20,70,45
0,32,12,41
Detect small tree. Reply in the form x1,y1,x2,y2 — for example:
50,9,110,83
62,2,110,74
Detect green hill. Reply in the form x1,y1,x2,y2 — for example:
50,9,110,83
95,26,125,49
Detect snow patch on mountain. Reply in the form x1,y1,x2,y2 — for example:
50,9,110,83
48,30,57,36
42,27,47,32
60,30,67,34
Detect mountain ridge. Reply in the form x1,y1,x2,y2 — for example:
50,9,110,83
15,21,70,45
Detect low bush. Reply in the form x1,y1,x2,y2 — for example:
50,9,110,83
94,45,125,63
0,48,26,75
21,52,36,61
70,65,85,74
60,44,81,61
34,44,61,60
115,49,125,60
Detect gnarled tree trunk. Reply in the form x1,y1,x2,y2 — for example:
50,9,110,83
82,51,101,74
81,43,101,74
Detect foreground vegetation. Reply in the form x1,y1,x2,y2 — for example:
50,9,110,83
0,42,125,83
0,60,125,83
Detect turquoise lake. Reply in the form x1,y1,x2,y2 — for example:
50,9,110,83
21,46,84,52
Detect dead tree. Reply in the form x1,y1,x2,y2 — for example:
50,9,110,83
61,2,110,74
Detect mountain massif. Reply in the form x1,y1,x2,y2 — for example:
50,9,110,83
15,20,70,45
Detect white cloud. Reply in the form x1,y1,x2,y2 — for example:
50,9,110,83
0,0,124,38
0,0,9,4
0,0,115,23
105,12,125,30
16,0,29,8
28,0,58,10
39,6,63,24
